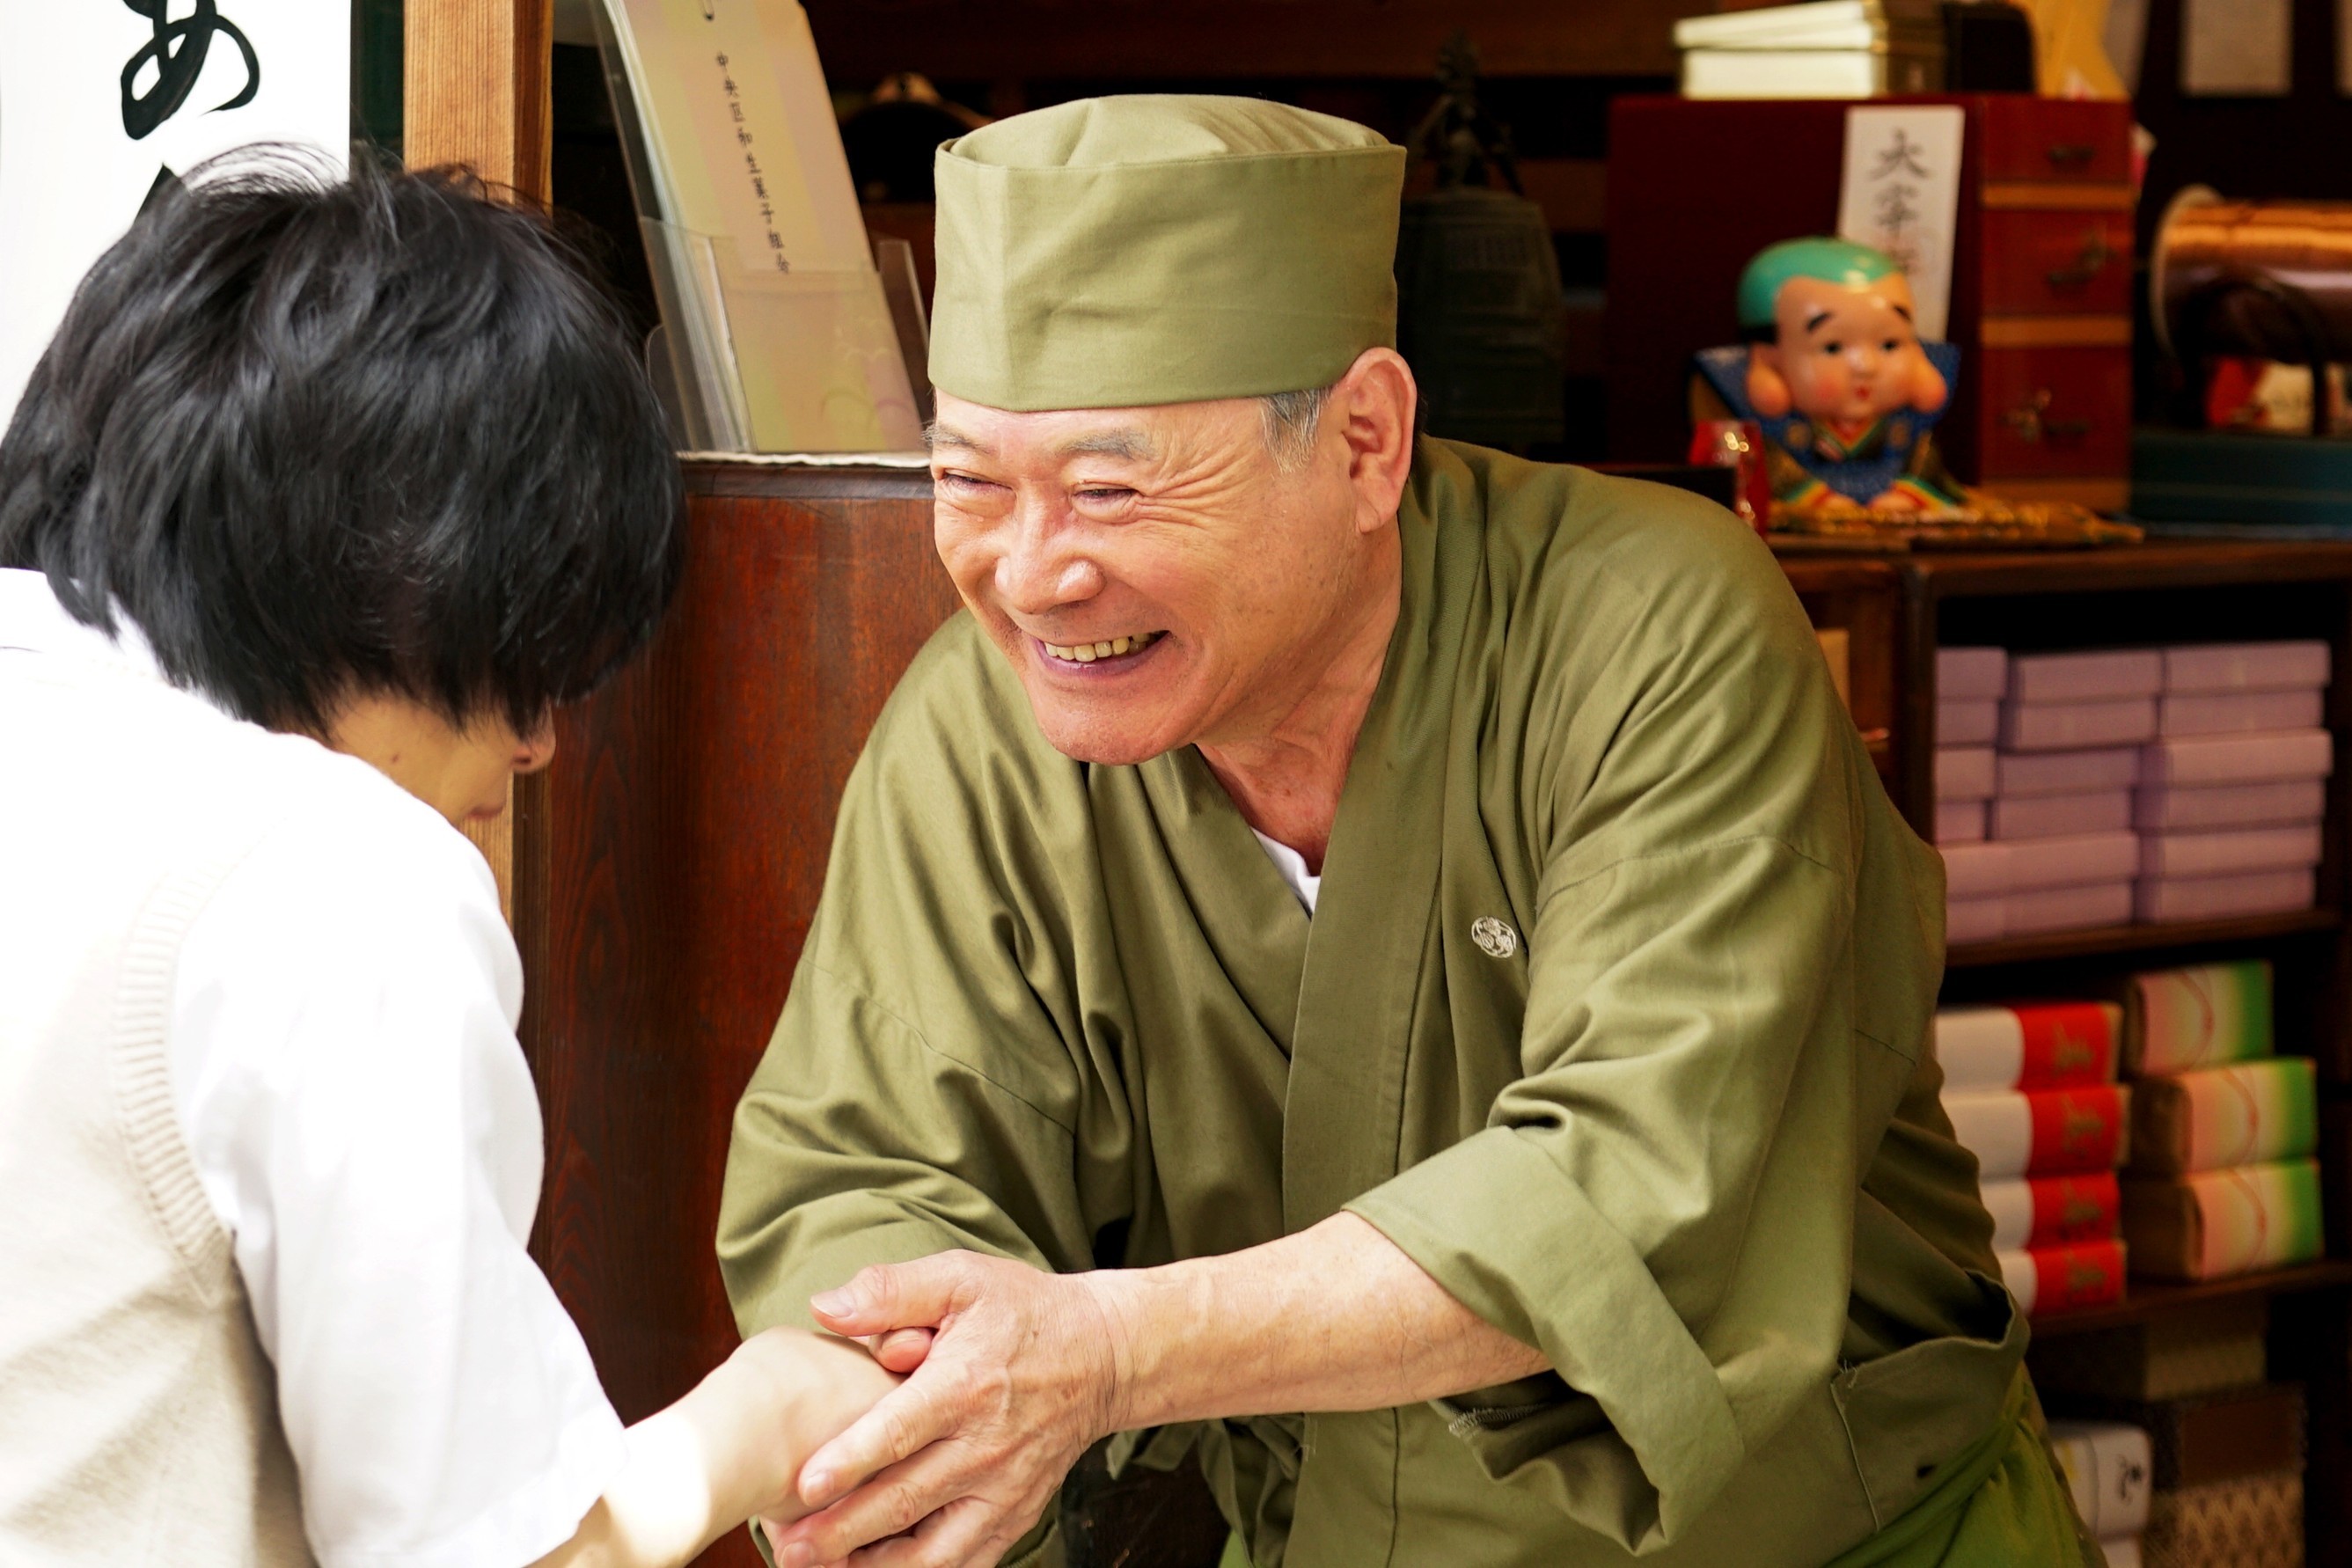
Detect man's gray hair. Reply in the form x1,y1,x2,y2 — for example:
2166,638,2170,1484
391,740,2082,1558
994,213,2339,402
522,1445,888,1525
1258,385,1331,468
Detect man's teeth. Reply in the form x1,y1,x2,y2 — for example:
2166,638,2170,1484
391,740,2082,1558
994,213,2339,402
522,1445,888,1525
1042,631,1159,663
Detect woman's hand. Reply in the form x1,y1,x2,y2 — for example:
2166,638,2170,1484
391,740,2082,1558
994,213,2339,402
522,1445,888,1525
763,1251,1124,1568
530,1327,899,1568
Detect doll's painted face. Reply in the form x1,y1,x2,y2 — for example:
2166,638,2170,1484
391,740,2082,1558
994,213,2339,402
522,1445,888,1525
1748,273,1948,431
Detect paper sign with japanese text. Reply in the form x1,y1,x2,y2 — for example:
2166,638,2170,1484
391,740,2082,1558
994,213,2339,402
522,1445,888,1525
1835,105,1965,343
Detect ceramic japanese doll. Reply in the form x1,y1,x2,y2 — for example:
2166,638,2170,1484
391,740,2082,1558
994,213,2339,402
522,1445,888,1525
1694,237,1965,516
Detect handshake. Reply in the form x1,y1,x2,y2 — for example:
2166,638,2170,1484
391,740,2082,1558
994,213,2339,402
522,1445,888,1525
553,1249,1123,1568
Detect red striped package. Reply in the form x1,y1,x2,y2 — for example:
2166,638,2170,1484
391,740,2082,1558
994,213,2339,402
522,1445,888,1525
1997,1238,2129,1316
1935,1003,2121,1092
1945,1084,2132,1177
1982,1172,2124,1251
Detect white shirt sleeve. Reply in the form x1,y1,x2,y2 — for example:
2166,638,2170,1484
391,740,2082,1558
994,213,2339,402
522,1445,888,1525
172,779,626,1568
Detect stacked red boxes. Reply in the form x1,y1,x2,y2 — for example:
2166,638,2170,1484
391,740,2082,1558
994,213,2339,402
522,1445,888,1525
1935,1000,2130,1316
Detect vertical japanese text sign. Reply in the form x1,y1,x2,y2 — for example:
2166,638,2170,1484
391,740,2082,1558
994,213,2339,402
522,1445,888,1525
1835,106,1964,343
0,2,349,423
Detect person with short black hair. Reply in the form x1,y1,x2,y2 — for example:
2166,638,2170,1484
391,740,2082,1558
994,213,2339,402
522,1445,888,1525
0,155,892,1568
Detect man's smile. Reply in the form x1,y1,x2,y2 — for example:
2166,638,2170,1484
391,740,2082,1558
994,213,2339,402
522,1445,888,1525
1037,629,1164,665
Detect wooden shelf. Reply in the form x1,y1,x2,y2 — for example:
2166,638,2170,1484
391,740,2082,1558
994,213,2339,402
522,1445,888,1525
2030,1259,2352,1337
1945,908,2343,969
1904,539,2352,598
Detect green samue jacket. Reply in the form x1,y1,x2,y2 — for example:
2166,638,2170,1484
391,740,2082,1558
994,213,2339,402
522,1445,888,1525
719,440,2077,1567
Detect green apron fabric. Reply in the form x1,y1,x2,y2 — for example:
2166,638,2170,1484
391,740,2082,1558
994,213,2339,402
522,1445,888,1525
1821,1370,2096,1568
719,439,2075,1566
1221,1370,2091,1568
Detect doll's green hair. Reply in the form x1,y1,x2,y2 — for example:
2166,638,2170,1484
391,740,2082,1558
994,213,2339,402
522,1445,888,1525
1736,237,1902,333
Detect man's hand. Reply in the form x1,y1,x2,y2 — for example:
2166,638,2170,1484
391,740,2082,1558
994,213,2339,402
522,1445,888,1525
765,1251,1121,1568
765,1215,1549,1567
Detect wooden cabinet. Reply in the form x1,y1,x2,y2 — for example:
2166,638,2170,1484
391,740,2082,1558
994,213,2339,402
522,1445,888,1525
1607,95,2135,509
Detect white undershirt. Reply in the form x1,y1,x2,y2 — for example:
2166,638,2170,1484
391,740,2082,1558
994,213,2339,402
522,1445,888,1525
1250,828,1322,915
3,571,625,1568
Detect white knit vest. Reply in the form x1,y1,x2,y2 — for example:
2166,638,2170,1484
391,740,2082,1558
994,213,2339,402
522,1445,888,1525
0,627,318,1565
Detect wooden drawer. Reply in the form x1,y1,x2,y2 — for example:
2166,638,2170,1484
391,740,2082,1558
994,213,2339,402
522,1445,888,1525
1967,345,2132,479
1980,208,2136,316
1978,98,2133,185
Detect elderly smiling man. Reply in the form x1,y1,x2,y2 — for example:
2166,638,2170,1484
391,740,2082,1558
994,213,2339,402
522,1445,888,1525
718,98,2090,1568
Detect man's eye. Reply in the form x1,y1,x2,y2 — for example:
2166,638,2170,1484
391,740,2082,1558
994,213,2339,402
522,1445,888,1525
1075,487,1133,503
938,470,998,492
1822,341,1843,355
1883,340,1901,352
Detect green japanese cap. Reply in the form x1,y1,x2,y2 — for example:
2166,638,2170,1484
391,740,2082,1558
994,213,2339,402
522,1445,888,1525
929,96,1406,411
1736,236,1902,330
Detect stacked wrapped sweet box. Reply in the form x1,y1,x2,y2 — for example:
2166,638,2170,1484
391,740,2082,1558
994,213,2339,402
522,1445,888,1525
1938,960,2328,1564
1934,960,2327,1315
2120,961,2326,1285
2046,1418,2150,1568
1934,1001,2131,1315
2037,1295,2311,1568
1935,641,2333,944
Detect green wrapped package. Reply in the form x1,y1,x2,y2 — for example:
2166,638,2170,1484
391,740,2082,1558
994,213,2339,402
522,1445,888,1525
719,444,2089,1566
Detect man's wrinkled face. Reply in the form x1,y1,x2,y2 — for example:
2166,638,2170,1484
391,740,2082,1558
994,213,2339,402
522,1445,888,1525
1770,273,1942,429
930,390,1364,766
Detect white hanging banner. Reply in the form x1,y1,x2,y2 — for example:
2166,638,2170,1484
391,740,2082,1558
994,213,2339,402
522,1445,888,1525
1835,105,1966,343
0,3,349,425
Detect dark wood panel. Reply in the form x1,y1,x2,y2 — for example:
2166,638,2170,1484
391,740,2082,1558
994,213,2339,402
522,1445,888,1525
803,0,1688,83
1906,540,2352,597
521,479,959,1565
1945,908,2345,969
2025,1260,2352,1337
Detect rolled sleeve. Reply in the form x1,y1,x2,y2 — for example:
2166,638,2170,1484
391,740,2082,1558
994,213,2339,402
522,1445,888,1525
1350,831,1865,1549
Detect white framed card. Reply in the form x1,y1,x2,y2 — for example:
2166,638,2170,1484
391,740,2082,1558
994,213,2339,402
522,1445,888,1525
1836,105,1966,343
0,2,349,425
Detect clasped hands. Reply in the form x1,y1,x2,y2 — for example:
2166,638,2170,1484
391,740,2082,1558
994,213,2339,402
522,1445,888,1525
765,1250,1133,1568
755,1213,1551,1567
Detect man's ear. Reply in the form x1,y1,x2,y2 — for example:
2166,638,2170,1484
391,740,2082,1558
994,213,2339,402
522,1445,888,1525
1331,347,1417,536
1746,346,1793,419
1909,354,1950,414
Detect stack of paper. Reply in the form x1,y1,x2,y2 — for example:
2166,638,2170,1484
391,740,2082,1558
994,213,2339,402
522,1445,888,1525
1674,0,1945,99
593,0,922,452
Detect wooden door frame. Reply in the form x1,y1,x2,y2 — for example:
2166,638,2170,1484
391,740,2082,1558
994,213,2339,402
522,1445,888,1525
403,0,557,917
